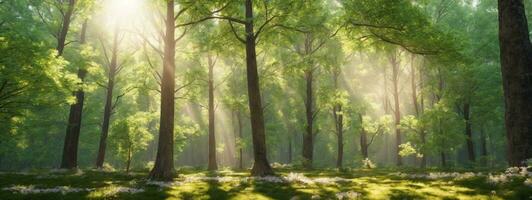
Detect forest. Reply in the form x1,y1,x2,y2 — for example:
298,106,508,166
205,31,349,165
0,0,531,199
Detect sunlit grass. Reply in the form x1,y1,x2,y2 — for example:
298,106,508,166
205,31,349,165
0,168,530,199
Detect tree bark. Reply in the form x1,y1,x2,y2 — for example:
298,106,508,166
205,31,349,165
302,33,317,169
126,145,132,173
390,51,403,166
208,55,217,171
56,0,76,56
412,56,427,168
244,0,273,176
149,0,176,181
332,69,343,168
237,111,243,170
498,0,532,167
60,21,87,169
96,24,120,168
334,104,344,168
288,136,292,164
463,102,476,163
359,114,369,159
480,125,488,166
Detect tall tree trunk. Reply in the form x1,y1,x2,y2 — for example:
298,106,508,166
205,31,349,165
149,0,176,181
435,68,447,168
301,33,317,169
411,56,427,168
498,0,532,167
208,56,217,171
244,0,273,176
418,63,427,168
390,51,403,166
302,68,315,168
463,102,476,163
60,21,87,169
56,0,76,56
383,66,390,163
96,24,120,168
359,114,369,159
332,69,343,168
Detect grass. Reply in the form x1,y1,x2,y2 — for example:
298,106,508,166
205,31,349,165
0,168,530,199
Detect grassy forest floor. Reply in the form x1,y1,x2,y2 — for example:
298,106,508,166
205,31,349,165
0,167,531,200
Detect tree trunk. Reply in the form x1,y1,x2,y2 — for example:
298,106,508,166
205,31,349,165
126,145,132,173
418,63,427,168
480,125,488,166
390,51,403,166
412,56,427,168
237,111,243,170
56,0,76,56
463,102,476,163
359,114,369,159
302,69,314,168
244,0,273,176
96,24,119,168
301,32,317,169
382,66,390,163
440,151,447,167
498,0,532,167
208,56,217,171
288,136,292,164
60,21,87,169
334,104,344,168
420,131,427,168
149,0,176,181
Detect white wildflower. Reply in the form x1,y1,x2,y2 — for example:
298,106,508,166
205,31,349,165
146,181,180,188
524,178,532,187
2,185,93,195
336,191,361,199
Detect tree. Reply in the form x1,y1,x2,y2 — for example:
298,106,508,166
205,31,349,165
95,23,134,168
110,113,154,172
149,0,177,181
497,0,532,166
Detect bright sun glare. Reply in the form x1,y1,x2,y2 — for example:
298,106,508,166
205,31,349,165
104,0,144,25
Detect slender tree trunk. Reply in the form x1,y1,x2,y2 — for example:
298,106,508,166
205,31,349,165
383,66,390,163
435,68,447,168
149,0,176,181
359,114,369,159
480,125,488,166
301,33,317,169
56,0,76,56
331,69,344,168
126,145,131,173
334,104,344,168
418,63,427,168
463,102,476,163
237,111,243,170
420,131,427,168
96,24,120,168
390,51,403,166
498,0,532,167
411,56,427,168
302,68,315,168
288,136,292,164
60,21,87,169
440,151,447,167
208,56,217,171
244,0,273,176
